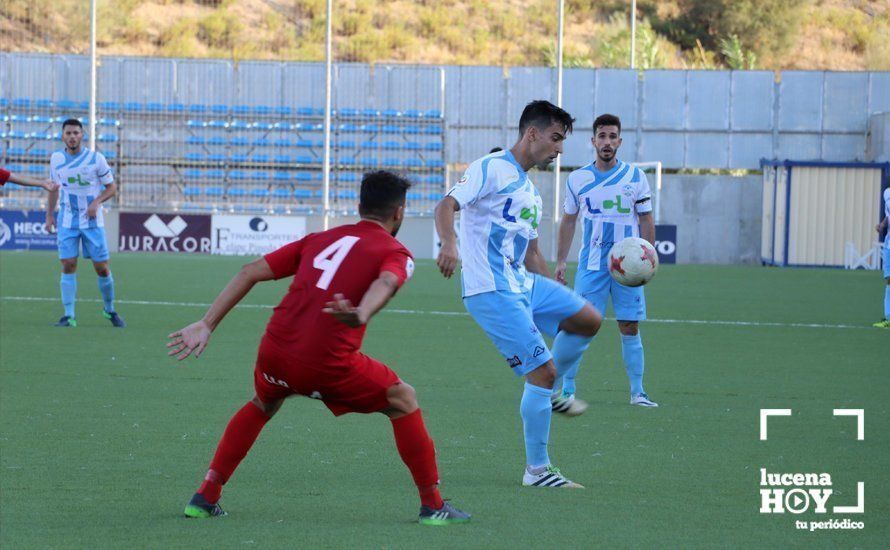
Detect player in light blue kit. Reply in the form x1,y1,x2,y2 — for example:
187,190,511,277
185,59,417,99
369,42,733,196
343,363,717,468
874,186,890,328
435,101,602,489
46,119,125,328
553,114,658,407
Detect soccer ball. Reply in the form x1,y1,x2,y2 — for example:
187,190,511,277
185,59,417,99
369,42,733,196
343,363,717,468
608,237,659,287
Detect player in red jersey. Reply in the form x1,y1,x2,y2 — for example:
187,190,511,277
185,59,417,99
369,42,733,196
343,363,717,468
167,171,469,525
0,167,58,191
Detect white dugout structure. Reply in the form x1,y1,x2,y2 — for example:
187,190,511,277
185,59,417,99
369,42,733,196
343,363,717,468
761,160,889,268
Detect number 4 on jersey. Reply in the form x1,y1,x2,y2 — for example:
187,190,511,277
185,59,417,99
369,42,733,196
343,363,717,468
313,236,360,290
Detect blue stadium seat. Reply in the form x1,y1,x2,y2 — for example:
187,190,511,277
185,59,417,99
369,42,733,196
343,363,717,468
424,109,443,119
362,124,379,133
294,189,313,199
168,103,186,113
383,158,402,167
338,140,356,149
146,103,164,112
275,106,292,116
425,175,445,185
382,125,401,134
273,172,291,181
184,169,202,179
12,99,30,108
186,120,206,128
77,101,89,110
296,172,314,182
184,153,204,161
382,141,401,150
407,191,423,200
252,138,271,147
208,136,226,146
6,164,24,172
230,136,249,146
27,165,44,174
426,159,445,168
211,104,228,114
360,140,377,149
124,102,142,112
254,122,274,131
273,122,289,131
183,186,202,197
97,134,118,142
273,154,291,164
230,120,251,130
228,187,247,197
362,108,379,118
252,154,270,163
231,154,249,163
295,155,314,164
338,172,358,183
426,192,442,200
29,148,48,158
252,171,270,180
31,115,53,123
403,109,423,118
0,98,7,107
337,189,358,199
297,107,315,116
251,188,269,198
103,150,117,160
424,142,443,151
425,125,444,135
403,158,423,168
253,105,273,115
8,147,27,156
229,171,248,180
208,153,226,162
232,105,250,115
186,136,205,145
98,117,120,126
382,109,401,118
10,114,29,122
404,125,422,135
205,186,225,197
207,120,227,129
295,139,313,148
189,104,208,113
273,138,291,147
206,170,225,180
57,100,77,110
360,157,379,167
339,108,359,117
339,123,360,133
403,142,421,150
3,183,22,190
339,157,356,167
272,187,292,198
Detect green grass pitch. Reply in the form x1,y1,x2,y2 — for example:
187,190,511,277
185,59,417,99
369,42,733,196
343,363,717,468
1,251,887,548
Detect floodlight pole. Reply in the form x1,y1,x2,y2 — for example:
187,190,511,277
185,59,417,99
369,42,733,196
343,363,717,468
630,0,637,69
89,0,97,151
322,0,333,230
552,0,565,262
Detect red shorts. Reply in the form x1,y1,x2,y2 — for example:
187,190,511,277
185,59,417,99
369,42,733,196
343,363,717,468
253,334,401,416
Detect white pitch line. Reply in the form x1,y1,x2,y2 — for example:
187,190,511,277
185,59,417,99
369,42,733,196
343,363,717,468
0,295,871,330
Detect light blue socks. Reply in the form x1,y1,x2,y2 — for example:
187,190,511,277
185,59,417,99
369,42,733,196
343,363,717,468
97,273,115,313
60,273,77,318
884,285,889,319
520,382,553,467
621,333,645,395
551,331,592,396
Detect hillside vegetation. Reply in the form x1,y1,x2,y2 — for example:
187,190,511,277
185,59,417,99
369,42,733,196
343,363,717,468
1,0,888,70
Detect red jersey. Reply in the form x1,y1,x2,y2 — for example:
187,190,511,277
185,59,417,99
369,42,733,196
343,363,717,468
0,168,10,185
262,220,414,365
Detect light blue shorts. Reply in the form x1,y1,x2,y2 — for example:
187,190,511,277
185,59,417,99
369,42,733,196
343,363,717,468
883,247,890,279
463,275,587,376
575,268,646,321
58,226,109,262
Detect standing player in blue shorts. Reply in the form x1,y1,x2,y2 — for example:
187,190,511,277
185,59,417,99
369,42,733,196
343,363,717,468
874,186,890,328
46,119,125,328
553,114,658,407
435,100,602,489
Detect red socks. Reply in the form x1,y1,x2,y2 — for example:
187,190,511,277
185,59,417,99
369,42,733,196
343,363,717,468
198,401,270,504
391,408,443,509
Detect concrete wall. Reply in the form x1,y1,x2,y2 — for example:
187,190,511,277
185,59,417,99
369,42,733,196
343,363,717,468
105,174,762,264
866,112,890,162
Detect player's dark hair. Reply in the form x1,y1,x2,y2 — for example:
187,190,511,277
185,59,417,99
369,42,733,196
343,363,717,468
62,118,83,130
489,147,503,154
518,100,574,137
593,113,621,135
359,170,411,220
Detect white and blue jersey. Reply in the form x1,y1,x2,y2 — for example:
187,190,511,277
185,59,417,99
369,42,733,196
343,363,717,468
882,187,890,279
565,160,652,272
566,160,652,321
50,148,114,229
447,149,543,297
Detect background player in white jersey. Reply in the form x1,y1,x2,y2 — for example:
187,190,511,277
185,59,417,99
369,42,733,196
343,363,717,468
553,114,658,407
874,187,890,328
46,119,125,328
435,101,602,489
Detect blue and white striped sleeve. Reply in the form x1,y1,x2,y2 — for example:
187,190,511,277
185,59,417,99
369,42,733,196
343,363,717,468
96,152,114,185
446,158,488,209
634,167,652,214
563,171,581,215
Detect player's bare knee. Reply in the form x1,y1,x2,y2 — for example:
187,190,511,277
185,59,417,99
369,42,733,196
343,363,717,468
250,396,282,418
527,362,556,389
61,258,78,274
386,383,418,414
93,262,110,277
580,304,602,337
618,321,639,336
